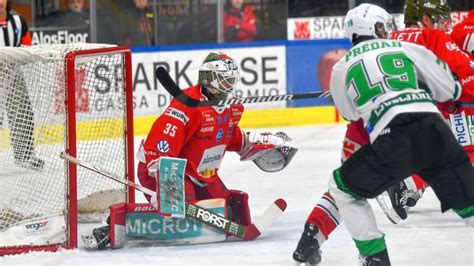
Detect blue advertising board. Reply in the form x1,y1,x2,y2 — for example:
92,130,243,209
131,39,351,110
285,39,351,107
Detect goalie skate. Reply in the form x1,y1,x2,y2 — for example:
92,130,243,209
81,234,99,250
81,225,110,250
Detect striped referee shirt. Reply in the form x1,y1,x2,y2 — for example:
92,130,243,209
0,11,29,47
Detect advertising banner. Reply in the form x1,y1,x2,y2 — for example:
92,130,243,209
131,45,286,116
31,28,90,45
287,16,346,40
287,12,466,41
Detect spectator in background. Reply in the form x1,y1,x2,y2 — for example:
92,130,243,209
224,0,257,42
0,0,44,170
96,0,122,44
123,0,155,46
56,0,90,29
37,0,89,29
0,0,30,45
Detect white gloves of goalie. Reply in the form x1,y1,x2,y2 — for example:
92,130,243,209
239,131,298,172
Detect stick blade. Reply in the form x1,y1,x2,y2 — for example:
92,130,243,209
243,198,287,241
274,198,287,211
242,224,260,241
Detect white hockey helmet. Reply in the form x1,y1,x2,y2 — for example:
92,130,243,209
199,52,240,100
344,3,396,44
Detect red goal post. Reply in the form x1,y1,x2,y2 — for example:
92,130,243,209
0,44,134,255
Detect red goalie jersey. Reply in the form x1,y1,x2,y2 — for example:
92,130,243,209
138,84,245,184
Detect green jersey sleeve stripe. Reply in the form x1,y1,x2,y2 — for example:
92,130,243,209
453,81,461,100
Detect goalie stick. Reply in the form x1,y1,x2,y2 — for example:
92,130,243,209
60,152,286,241
155,66,331,107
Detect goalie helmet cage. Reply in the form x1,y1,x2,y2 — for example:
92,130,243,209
0,44,135,255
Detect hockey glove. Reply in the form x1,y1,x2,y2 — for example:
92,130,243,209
239,131,298,172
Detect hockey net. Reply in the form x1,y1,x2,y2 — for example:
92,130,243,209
0,44,134,255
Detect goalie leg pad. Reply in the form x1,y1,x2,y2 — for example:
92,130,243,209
82,203,125,250
191,176,230,200
110,203,127,249
124,200,228,245
228,190,251,226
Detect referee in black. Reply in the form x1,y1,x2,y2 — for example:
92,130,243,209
1,0,44,170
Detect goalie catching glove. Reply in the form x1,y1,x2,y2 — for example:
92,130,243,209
239,131,297,172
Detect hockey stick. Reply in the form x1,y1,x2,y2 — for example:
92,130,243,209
60,152,286,240
155,66,331,107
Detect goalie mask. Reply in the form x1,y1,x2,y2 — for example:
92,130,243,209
344,3,396,44
199,52,240,100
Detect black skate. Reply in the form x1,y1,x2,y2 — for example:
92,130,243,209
387,181,423,220
403,187,423,208
292,223,322,265
360,249,391,266
92,225,110,250
387,182,408,220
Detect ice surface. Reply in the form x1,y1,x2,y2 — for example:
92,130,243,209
1,124,473,265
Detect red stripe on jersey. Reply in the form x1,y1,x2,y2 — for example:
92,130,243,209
307,207,338,239
306,192,340,239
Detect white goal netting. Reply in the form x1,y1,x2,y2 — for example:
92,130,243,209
0,43,133,252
